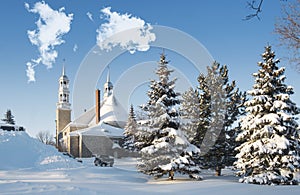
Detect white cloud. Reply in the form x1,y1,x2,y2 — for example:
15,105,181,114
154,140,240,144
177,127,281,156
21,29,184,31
25,1,73,82
96,7,156,54
26,62,36,83
73,44,78,52
86,12,94,22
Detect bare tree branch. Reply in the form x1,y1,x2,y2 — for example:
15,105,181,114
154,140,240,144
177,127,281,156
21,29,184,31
275,0,300,69
36,131,55,146
243,0,299,68
244,0,264,20
244,0,287,20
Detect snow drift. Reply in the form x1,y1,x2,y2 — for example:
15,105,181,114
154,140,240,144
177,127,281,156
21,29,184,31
0,130,81,170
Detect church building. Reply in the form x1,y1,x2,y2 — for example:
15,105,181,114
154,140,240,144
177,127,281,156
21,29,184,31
55,66,128,158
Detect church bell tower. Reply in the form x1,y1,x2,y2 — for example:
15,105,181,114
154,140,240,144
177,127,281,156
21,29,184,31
56,64,71,149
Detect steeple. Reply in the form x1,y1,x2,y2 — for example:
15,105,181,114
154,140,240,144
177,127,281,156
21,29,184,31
56,60,71,151
103,66,113,98
57,61,71,110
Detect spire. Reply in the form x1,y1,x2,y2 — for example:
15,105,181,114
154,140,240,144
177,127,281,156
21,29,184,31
60,59,68,80
107,66,110,83
62,59,66,76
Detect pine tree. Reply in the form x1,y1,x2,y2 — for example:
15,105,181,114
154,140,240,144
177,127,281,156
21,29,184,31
235,45,300,185
196,73,211,149
2,109,15,125
198,62,245,176
137,53,201,180
224,86,246,166
123,104,138,151
199,62,227,175
180,88,201,143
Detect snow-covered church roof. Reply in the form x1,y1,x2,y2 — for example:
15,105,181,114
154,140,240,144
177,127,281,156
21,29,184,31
90,94,127,127
70,94,127,129
69,120,124,138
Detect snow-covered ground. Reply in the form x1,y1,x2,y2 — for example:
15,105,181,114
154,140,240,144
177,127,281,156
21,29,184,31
1,130,300,194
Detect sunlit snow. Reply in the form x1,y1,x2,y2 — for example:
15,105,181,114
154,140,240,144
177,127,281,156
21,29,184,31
0,130,300,194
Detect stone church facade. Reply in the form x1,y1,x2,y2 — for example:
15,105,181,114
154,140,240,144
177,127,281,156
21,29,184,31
55,66,128,158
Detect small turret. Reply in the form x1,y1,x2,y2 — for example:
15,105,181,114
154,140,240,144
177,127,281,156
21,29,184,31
103,67,113,98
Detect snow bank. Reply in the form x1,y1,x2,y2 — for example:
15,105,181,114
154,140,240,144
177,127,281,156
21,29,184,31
0,130,81,170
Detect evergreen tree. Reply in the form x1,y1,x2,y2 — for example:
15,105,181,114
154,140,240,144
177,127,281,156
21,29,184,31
235,46,300,185
224,86,246,166
2,109,15,125
123,104,138,151
196,73,211,149
199,62,227,175
137,53,201,180
198,62,245,176
180,88,201,143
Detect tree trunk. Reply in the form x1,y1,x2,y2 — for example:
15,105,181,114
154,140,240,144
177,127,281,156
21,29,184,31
215,166,221,176
169,170,174,180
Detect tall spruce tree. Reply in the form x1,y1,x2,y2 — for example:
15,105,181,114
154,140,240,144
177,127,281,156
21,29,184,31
235,46,300,185
137,53,201,180
180,88,201,143
198,62,245,176
2,109,15,125
196,73,211,149
224,86,246,166
123,104,137,151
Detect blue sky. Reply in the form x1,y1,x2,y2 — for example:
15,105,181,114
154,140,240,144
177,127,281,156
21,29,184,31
0,0,299,137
